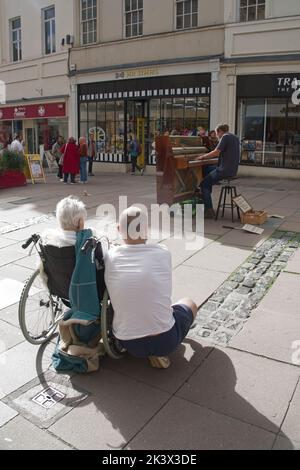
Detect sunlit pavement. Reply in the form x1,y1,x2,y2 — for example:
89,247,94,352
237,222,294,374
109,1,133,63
0,172,300,450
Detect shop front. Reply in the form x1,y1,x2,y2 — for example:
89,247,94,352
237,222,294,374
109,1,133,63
78,73,211,167
237,74,300,169
0,102,68,153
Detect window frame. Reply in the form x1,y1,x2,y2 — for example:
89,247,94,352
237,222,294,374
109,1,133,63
175,0,198,31
239,0,266,23
43,5,56,55
80,0,98,46
124,0,144,39
10,16,22,62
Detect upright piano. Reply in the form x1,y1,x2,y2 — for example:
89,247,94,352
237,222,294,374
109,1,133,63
155,135,218,205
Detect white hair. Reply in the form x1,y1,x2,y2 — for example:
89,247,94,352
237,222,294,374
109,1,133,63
119,206,148,240
56,196,87,231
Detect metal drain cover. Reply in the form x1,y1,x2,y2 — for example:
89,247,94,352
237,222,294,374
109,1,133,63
32,387,65,409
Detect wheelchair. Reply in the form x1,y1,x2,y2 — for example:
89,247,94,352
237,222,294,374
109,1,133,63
18,234,124,360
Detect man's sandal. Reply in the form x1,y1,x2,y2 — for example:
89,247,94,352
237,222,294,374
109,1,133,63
148,356,171,369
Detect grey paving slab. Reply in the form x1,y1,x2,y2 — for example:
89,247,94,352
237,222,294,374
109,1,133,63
0,320,24,351
216,228,273,249
0,249,27,267
102,342,213,394
273,436,300,450
49,369,170,450
0,279,26,310
257,272,300,317
172,265,228,306
284,249,300,274
127,396,276,450
0,239,18,249
280,381,300,443
183,243,252,274
0,303,19,327
230,306,300,365
0,340,55,397
278,221,300,232
0,263,34,283
177,347,299,434
0,401,18,428
160,235,218,269
0,415,72,450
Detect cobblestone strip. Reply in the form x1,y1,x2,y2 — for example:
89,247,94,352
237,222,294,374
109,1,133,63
189,231,300,346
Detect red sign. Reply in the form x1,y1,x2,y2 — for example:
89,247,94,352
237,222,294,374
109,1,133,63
0,102,66,120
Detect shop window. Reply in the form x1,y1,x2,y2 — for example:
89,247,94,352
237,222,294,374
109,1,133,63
125,0,143,38
96,102,106,153
196,97,209,133
80,0,97,45
237,97,300,169
240,0,266,22
105,101,116,153
161,99,173,134
10,17,22,62
43,6,56,55
176,0,198,30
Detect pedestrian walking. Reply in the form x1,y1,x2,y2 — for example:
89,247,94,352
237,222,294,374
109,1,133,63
79,137,88,184
61,137,80,184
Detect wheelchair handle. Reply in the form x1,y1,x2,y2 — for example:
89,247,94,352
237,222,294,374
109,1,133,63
22,234,40,250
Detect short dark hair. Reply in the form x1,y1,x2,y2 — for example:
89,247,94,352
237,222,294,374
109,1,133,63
216,124,229,133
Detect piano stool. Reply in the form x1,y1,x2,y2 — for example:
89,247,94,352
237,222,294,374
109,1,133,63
215,177,241,222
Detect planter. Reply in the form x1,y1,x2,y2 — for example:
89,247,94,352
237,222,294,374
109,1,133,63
0,170,27,189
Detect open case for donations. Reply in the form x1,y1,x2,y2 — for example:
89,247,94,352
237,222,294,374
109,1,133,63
155,135,218,205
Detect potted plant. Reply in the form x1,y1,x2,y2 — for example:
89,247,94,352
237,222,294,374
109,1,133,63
0,149,27,189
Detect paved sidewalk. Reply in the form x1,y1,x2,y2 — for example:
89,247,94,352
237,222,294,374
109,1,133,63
0,173,299,450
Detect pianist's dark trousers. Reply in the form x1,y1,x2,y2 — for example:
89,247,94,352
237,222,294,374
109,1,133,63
200,168,222,209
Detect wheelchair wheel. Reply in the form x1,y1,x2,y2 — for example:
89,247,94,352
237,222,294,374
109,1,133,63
19,269,64,345
101,289,125,360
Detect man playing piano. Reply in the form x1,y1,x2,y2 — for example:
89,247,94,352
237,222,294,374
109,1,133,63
196,124,240,219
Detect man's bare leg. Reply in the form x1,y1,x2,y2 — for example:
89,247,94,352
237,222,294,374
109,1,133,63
148,298,198,369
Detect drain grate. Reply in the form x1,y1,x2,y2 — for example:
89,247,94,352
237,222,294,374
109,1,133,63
32,387,65,409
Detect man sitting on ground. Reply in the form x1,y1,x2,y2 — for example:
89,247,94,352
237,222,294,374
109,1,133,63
196,124,240,219
104,206,198,369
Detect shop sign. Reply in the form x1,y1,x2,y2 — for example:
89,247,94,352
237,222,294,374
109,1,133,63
116,67,159,80
237,74,300,101
0,102,66,120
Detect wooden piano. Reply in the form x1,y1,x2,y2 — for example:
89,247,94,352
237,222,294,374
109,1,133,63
155,135,219,205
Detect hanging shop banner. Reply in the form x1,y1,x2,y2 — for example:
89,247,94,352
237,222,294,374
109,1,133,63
26,154,46,184
0,102,66,120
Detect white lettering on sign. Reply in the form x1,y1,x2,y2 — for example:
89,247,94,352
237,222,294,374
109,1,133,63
291,78,300,105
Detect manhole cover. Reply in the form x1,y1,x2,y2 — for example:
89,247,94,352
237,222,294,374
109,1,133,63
32,387,65,409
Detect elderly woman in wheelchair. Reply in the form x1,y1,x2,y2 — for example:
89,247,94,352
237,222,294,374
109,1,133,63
19,196,123,374
20,196,198,373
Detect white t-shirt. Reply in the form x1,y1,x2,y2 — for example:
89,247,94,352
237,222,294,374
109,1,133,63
10,140,24,153
104,243,175,341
